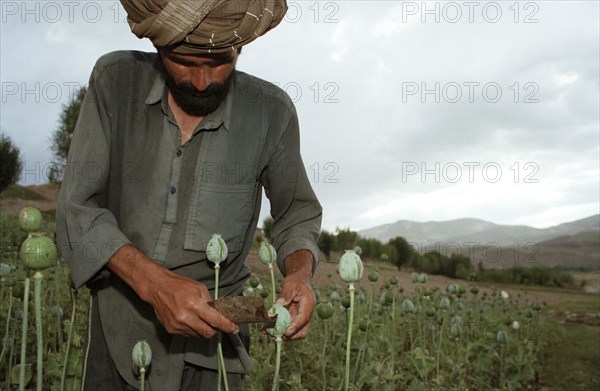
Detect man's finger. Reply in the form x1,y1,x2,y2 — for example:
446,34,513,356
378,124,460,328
203,307,239,334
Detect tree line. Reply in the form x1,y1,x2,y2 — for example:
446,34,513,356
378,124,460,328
314,227,574,287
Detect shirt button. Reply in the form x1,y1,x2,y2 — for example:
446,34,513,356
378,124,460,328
176,149,182,157
170,186,176,194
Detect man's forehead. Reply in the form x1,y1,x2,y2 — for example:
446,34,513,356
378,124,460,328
160,47,237,63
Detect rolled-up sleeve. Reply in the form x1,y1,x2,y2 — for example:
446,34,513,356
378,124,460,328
56,61,131,289
260,108,322,275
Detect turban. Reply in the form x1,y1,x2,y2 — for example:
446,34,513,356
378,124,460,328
120,0,288,54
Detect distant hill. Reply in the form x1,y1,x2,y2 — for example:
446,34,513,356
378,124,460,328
463,231,600,270
359,215,600,247
359,215,600,270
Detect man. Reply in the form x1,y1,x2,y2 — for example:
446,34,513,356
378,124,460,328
56,1,322,390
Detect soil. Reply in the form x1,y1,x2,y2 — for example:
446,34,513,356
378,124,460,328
0,183,60,215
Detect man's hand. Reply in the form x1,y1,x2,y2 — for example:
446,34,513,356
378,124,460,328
275,249,316,340
107,244,238,339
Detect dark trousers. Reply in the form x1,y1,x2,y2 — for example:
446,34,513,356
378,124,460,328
84,294,244,391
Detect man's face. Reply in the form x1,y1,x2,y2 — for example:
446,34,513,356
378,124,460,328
159,49,238,117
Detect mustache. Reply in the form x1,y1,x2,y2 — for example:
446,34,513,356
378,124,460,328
170,81,224,97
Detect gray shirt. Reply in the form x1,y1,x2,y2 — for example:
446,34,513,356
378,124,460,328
56,50,322,390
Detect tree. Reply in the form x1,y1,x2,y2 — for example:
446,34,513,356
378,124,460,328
333,228,358,252
317,230,335,259
0,132,22,192
388,236,416,268
262,215,274,242
49,86,87,181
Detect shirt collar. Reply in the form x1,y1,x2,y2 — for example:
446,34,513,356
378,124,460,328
144,71,235,132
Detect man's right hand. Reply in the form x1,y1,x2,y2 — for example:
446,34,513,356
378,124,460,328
106,244,238,339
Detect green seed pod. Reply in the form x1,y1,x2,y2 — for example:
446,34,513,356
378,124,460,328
341,297,351,309
425,307,436,317
410,273,418,284
132,340,152,375
258,241,277,266
329,291,341,302
368,271,379,283
3,275,16,288
327,271,333,279
0,263,11,277
470,286,479,295
50,306,63,318
418,273,428,284
337,250,363,283
206,233,227,265
18,206,43,232
358,319,368,332
451,314,463,326
401,299,415,314
248,276,260,288
260,289,269,299
20,234,57,270
12,281,23,298
380,291,395,306
525,307,534,318
450,323,462,338
380,253,389,262
389,275,398,286
496,330,508,344
439,297,451,310
316,302,334,320
447,284,458,295
267,304,292,338
458,285,466,295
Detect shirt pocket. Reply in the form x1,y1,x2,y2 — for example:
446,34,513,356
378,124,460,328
183,182,257,254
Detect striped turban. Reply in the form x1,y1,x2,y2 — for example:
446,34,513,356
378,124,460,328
120,0,288,54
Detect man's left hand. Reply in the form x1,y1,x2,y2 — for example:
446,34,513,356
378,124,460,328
275,249,316,340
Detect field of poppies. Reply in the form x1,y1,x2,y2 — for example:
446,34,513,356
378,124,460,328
0,207,591,390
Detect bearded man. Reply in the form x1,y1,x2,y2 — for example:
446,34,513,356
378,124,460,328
56,1,322,390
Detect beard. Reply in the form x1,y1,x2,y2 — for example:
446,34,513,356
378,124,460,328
165,71,233,117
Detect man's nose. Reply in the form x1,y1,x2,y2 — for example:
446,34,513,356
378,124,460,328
190,68,212,91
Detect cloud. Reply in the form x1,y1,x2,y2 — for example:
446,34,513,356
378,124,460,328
1,1,598,232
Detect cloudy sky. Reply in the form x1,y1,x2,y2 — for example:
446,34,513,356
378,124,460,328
1,1,599,232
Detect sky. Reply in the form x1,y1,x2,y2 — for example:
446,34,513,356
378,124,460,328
1,0,599,233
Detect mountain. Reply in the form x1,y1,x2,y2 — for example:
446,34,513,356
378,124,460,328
468,230,600,270
359,215,600,247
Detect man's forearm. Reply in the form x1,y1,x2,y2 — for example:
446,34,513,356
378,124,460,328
106,244,168,303
284,249,314,283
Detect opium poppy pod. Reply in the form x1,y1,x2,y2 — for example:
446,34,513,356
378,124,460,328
18,206,42,232
206,234,228,265
20,235,57,271
337,250,364,283
258,241,277,266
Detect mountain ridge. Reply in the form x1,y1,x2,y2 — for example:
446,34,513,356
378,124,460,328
359,215,600,247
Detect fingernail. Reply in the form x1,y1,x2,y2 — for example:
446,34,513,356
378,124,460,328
233,326,240,335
